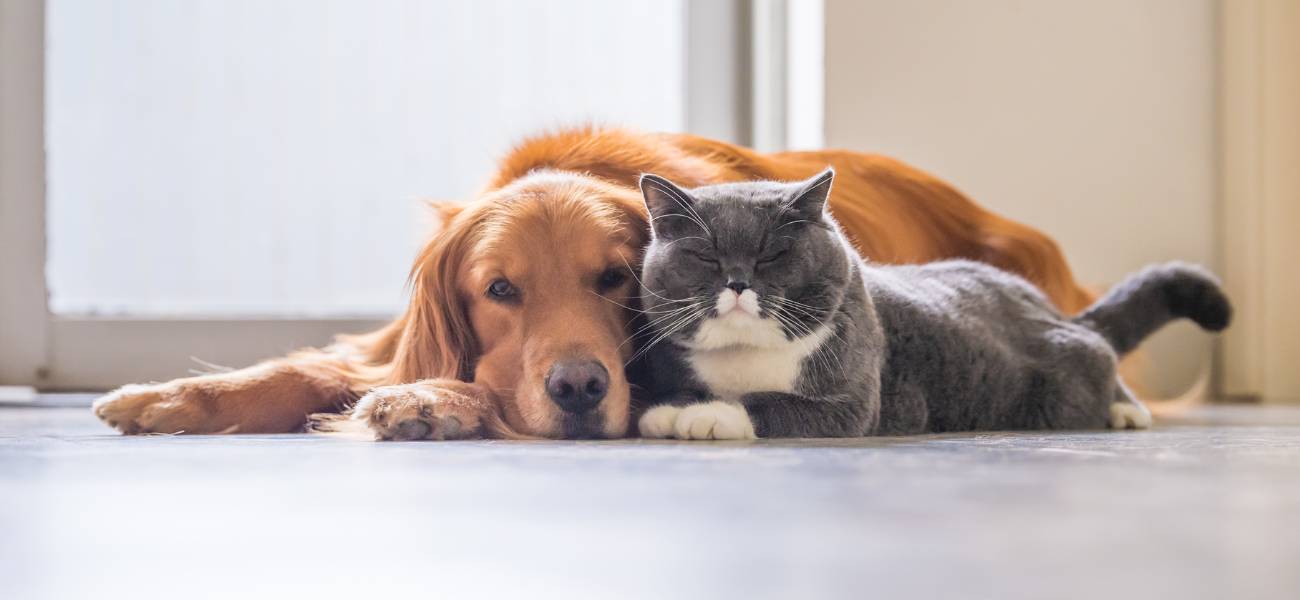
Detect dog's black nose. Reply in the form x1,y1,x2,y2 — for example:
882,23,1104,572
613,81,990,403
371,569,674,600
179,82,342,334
726,281,750,294
545,360,609,414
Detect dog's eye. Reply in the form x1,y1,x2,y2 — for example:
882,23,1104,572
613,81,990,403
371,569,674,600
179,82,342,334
486,278,519,300
597,268,628,292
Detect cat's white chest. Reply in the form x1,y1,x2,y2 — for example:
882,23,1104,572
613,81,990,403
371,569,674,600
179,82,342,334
685,312,832,399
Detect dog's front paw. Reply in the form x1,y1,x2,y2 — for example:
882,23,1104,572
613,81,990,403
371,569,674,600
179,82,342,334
93,383,217,435
349,383,484,441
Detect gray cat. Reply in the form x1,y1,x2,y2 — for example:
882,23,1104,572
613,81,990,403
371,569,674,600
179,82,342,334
634,169,1231,440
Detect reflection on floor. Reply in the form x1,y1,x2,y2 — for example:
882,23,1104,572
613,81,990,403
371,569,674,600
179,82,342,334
2,399,1298,600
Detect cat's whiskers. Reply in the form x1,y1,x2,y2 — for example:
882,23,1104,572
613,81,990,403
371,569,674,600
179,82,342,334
618,298,708,350
588,291,698,315
764,304,805,339
616,253,692,305
768,295,818,308
764,302,816,343
625,304,711,367
768,296,841,338
587,291,655,315
768,295,827,313
774,219,813,232
660,235,712,250
650,295,702,305
650,213,711,233
766,304,834,378
638,300,707,331
765,297,824,329
763,300,843,379
623,304,700,342
770,304,820,345
771,296,848,375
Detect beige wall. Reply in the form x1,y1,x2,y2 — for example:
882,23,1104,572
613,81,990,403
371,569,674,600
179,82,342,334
823,0,1218,396
1219,0,1300,404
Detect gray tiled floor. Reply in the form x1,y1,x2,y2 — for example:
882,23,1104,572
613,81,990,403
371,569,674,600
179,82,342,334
2,399,1298,600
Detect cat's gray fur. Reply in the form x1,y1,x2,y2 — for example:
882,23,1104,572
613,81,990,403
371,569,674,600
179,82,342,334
635,169,1231,438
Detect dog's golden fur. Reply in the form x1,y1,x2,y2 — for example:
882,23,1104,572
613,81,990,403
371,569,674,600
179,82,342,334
94,127,1097,440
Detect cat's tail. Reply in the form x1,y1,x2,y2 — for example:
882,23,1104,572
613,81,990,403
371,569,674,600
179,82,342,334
1071,262,1232,356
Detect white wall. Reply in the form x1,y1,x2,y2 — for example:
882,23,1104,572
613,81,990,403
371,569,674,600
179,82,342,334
45,0,685,317
823,0,1218,396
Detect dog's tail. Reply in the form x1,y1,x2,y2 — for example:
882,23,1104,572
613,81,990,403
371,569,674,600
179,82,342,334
1072,262,1232,356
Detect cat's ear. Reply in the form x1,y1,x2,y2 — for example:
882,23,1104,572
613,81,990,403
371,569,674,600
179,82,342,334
786,168,835,220
639,173,697,232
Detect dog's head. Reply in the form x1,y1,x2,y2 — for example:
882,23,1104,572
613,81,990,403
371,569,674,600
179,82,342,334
392,171,649,438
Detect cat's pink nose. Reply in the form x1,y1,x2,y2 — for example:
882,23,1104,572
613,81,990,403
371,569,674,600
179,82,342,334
735,289,761,316
717,287,761,317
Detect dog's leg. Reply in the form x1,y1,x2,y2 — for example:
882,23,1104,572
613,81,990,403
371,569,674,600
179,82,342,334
93,349,356,434
311,379,496,441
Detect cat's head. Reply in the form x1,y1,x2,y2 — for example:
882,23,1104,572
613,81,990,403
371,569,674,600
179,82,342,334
637,169,854,350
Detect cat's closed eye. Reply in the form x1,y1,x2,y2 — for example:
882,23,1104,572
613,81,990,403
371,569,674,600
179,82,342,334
757,250,787,265
684,250,719,266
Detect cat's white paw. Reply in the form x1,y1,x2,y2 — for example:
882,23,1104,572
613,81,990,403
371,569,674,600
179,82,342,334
639,405,682,439
1109,401,1152,430
673,401,756,441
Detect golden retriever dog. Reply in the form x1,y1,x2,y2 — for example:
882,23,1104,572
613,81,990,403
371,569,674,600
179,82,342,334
93,127,1094,440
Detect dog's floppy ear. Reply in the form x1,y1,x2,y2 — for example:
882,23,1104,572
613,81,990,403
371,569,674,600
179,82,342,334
387,212,480,383
426,200,466,236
